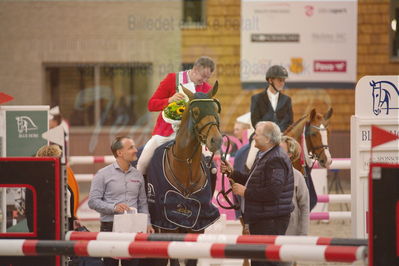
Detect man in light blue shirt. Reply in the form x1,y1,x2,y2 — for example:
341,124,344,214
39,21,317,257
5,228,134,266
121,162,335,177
88,136,154,266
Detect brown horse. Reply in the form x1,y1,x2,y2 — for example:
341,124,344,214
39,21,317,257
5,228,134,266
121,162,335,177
284,107,333,171
145,81,222,232
144,82,222,266
164,83,223,195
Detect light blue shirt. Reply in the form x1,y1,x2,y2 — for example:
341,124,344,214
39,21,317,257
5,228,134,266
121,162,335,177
88,162,150,222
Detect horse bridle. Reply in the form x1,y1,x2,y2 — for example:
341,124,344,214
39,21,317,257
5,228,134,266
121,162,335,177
166,98,221,196
189,98,221,145
304,122,329,162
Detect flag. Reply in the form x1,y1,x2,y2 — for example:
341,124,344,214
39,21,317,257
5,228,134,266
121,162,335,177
0,93,13,104
371,125,399,148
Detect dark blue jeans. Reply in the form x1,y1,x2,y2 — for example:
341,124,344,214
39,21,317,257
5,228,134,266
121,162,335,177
249,215,290,266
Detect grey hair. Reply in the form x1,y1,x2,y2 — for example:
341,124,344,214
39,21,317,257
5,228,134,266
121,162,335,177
111,136,131,158
256,121,281,145
193,56,215,73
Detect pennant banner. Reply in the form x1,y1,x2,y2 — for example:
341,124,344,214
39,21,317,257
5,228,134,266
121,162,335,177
0,92,13,104
371,125,399,148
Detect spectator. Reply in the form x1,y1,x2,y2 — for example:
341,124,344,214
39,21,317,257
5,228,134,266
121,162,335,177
88,136,154,266
228,121,251,157
221,121,294,266
48,105,70,157
280,136,309,236
35,144,79,230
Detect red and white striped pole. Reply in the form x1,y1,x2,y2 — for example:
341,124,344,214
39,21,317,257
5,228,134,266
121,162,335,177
66,232,368,247
310,212,351,220
0,240,367,263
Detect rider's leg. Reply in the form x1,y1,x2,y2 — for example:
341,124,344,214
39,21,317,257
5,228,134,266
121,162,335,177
137,134,175,175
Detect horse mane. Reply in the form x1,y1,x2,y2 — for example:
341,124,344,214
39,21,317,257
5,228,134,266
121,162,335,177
284,113,308,138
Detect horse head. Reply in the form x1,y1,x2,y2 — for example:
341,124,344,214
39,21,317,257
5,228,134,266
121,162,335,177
371,81,382,115
305,107,333,168
181,81,223,153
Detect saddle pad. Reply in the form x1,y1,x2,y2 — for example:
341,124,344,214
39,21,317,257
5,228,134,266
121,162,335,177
164,190,201,228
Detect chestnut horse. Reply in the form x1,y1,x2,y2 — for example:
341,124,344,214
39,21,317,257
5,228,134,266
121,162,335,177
284,107,333,171
144,82,222,265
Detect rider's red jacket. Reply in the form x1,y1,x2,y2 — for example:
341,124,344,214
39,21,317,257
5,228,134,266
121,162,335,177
148,72,211,137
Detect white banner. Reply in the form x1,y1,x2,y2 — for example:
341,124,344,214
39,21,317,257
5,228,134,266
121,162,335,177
241,0,357,88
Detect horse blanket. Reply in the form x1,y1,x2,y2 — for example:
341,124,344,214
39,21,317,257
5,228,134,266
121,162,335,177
146,141,220,231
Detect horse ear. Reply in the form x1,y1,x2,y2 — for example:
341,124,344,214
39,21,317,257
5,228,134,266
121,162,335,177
181,84,194,100
309,108,317,121
324,107,333,120
207,81,218,98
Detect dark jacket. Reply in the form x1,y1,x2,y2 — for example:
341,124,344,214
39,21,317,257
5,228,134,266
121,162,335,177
231,145,294,224
250,90,293,132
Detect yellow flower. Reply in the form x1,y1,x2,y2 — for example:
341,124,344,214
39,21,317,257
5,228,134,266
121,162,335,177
176,107,185,115
164,100,186,120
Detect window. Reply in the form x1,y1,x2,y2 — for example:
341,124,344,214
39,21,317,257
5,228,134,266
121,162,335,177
45,63,152,127
391,0,399,59
182,0,206,26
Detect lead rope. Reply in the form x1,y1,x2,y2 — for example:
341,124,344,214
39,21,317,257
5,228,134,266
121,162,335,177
216,135,240,210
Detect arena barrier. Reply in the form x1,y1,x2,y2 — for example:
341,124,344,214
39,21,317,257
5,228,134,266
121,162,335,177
73,157,351,182
317,194,351,203
0,239,367,263
69,156,351,169
69,155,115,165
72,156,353,221
310,212,351,220
65,232,368,247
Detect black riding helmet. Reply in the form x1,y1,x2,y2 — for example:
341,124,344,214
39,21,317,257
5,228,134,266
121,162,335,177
266,65,288,81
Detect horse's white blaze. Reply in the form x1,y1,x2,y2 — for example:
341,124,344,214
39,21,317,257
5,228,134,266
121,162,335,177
320,124,332,168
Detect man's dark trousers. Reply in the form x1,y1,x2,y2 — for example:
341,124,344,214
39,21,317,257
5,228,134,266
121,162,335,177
249,215,290,266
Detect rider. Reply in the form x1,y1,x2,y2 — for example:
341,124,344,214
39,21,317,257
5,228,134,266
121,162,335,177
246,65,294,170
137,56,216,175
250,65,293,132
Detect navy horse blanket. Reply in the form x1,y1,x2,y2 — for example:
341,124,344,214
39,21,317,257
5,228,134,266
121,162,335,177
146,141,220,231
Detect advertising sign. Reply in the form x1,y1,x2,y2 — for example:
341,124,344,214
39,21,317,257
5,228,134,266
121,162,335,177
241,0,357,88
0,106,49,157
351,76,399,238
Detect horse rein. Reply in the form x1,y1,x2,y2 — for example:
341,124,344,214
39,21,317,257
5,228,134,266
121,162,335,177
216,135,240,210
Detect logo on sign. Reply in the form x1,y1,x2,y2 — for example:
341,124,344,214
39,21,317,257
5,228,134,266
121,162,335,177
290,57,304,74
16,116,39,138
314,60,346,72
370,80,399,115
304,5,314,17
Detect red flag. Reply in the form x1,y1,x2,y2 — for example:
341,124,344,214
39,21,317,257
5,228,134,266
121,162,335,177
371,125,399,148
0,92,14,104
